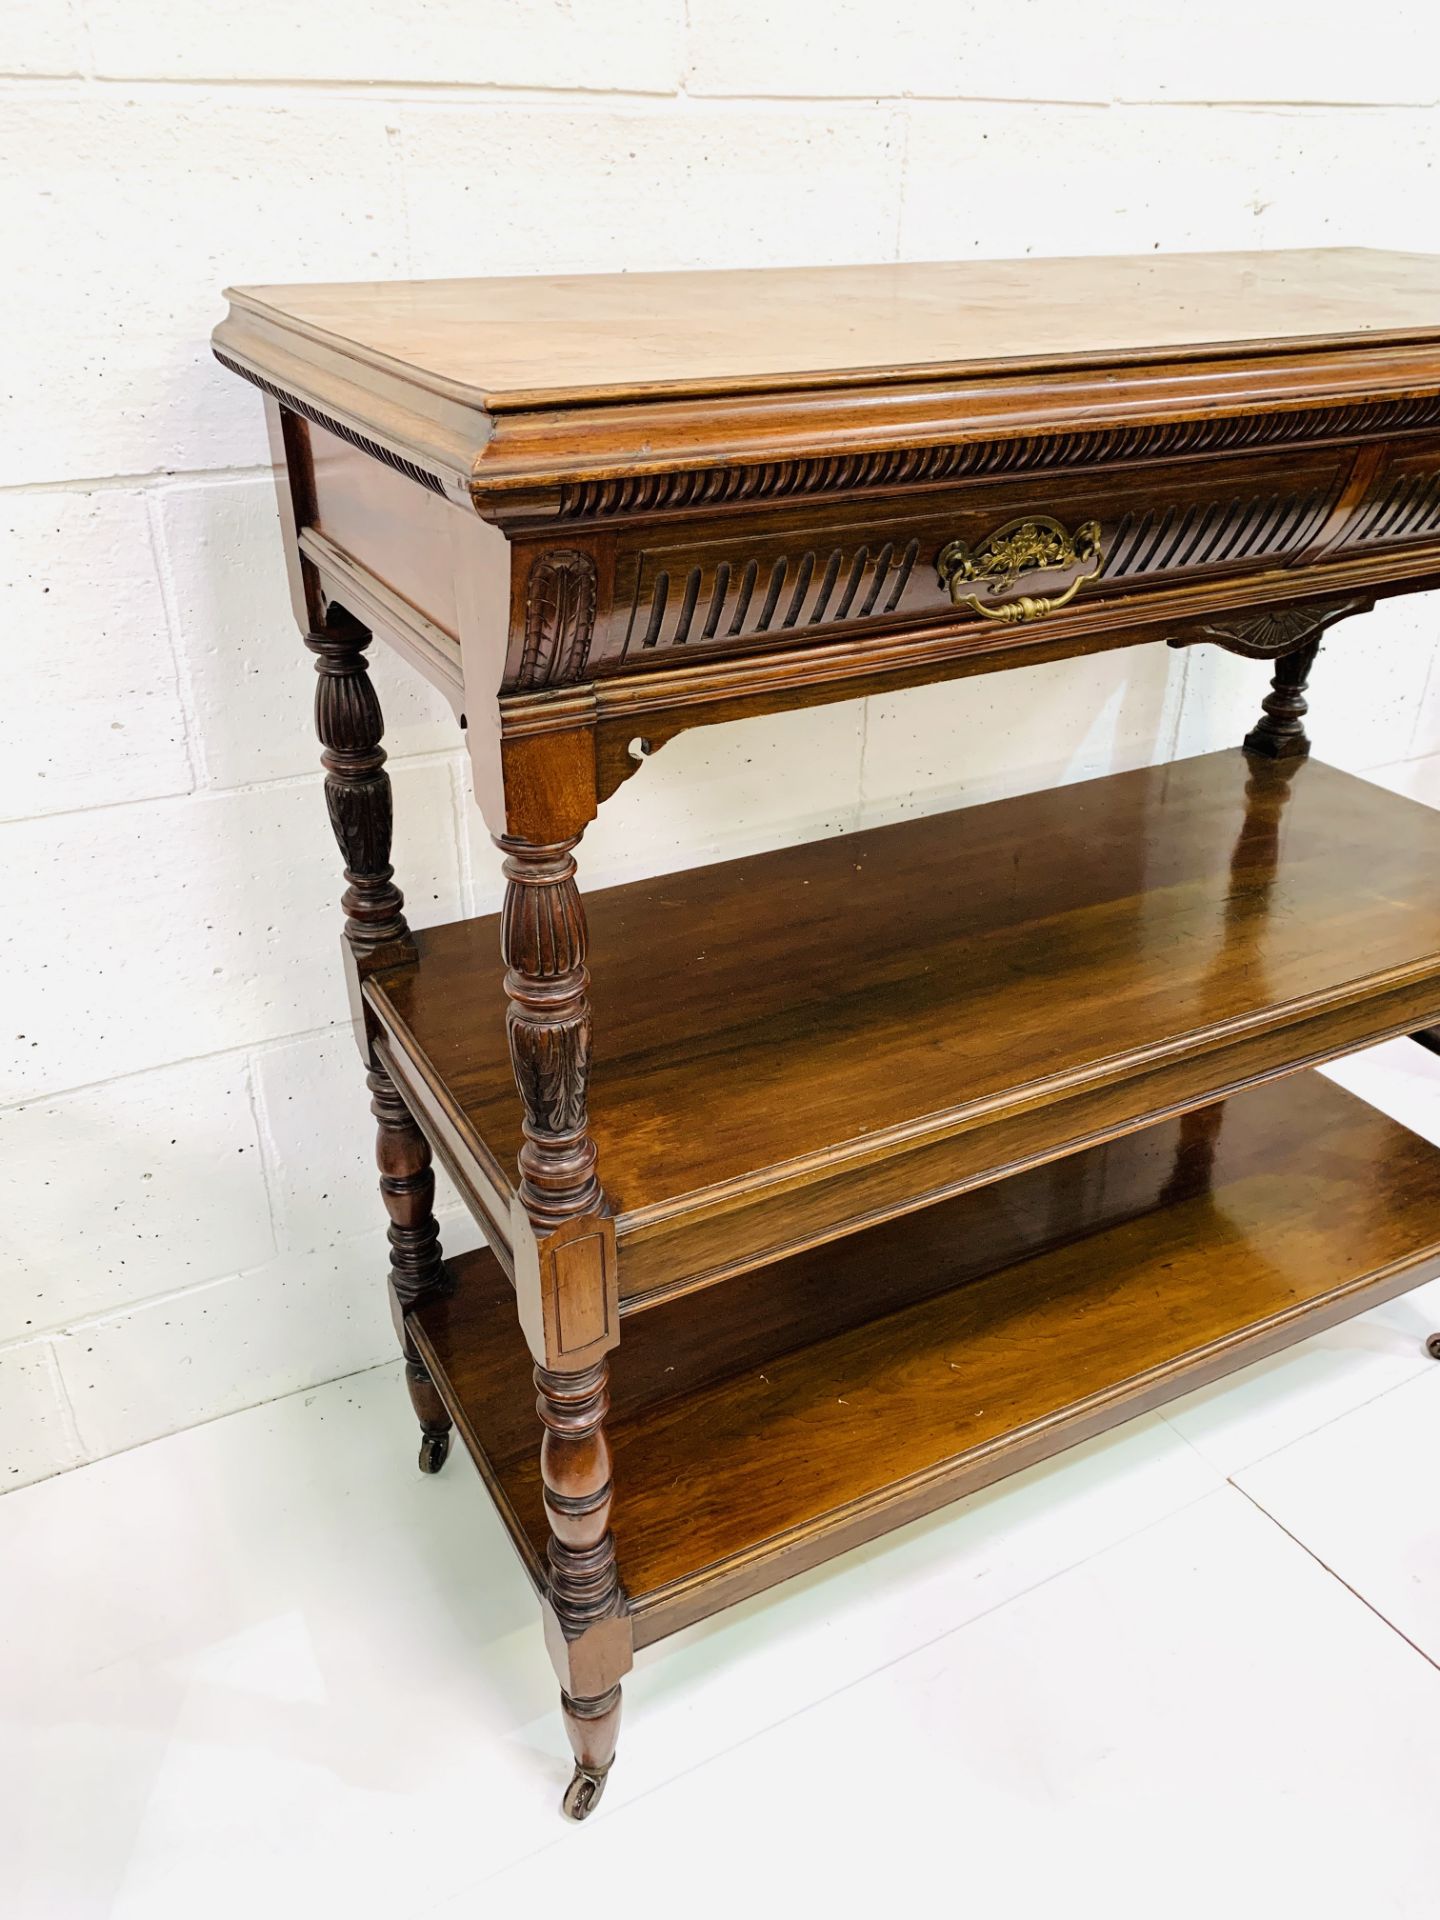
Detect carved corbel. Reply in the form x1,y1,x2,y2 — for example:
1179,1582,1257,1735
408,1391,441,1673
1169,594,1374,661
1168,594,1377,761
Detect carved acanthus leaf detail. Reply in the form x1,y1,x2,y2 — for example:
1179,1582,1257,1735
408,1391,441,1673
508,1017,592,1136
517,550,599,689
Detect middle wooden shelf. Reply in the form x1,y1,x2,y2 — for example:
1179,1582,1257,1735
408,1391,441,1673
366,747,1440,1305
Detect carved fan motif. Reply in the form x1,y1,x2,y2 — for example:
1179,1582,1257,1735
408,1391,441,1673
1196,596,1372,659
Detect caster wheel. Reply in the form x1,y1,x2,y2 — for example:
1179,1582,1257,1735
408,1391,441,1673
561,1764,609,1822
418,1430,451,1474
1426,1333,1440,1362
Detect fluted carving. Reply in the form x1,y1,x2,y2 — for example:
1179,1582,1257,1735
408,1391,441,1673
306,607,449,1471
214,353,448,496
554,394,1440,520
499,830,627,1815
498,837,603,1230
306,611,410,957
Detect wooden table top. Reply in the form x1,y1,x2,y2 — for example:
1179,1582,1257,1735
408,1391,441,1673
226,249,1440,408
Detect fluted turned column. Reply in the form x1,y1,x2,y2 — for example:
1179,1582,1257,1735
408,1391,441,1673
307,607,453,1471
499,830,627,1818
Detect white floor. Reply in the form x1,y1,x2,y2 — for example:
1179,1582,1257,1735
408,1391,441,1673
6,1041,1440,1920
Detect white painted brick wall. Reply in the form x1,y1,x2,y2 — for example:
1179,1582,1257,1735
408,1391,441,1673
6,2,1440,1488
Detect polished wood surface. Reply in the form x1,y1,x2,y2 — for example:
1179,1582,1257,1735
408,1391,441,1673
228,251,1440,407
211,250,1440,1816
413,1071,1440,1643
215,252,1440,831
306,609,455,1473
215,250,1440,520
368,749,1440,1302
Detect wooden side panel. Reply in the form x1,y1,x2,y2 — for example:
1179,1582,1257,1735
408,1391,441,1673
309,422,463,640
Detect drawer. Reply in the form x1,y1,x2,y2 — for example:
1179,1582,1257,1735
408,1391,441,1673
590,442,1369,676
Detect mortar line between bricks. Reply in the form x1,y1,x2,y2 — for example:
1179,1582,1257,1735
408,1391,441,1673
1,742,468,830
5,74,1438,108
11,1197,475,1353
1357,745,1440,776
589,91,1440,111
14,1198,474,1351
0,467,272,497
0,73,684,101
241,1051,285,1271
40,1337,88,1469
141,489,205,794
2,1026,352,1115
3,1354,413,1498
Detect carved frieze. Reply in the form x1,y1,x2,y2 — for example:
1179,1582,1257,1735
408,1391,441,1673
555,394,1440,521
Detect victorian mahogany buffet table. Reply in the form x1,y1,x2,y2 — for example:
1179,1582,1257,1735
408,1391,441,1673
214,251,1440,1818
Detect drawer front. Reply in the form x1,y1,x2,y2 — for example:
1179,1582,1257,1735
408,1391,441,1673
1343,442,1440,550
590,443,1368,676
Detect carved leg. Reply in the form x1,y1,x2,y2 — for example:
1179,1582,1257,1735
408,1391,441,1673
1243,635,1321,760
308,608,453,1471
371,1065,453,1473
540,1360,623,1819
499,834,631,1817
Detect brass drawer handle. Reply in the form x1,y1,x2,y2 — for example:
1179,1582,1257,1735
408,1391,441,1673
937,515,1104,625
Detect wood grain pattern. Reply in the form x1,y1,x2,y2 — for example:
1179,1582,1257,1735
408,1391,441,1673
224,252,1440,407
214,253,1440,1815
305,606,452,1472
412,1071,1440,1644
214,252,1440,513
307,609,413,960
367,750,1440,1301
595,446,1355,676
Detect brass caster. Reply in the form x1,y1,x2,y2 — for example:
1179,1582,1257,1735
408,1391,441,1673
1426,1333,1440,1362
561,1763,610,1822
418,1430,451,1474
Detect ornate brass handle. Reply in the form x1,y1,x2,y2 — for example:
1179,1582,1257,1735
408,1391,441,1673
936,515,1104,625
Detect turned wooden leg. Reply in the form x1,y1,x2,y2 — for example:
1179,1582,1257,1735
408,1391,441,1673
499,836,604,1231
1243,635,1321,760
499,833,631,1818
371,1064,453,1473
560,1683,623,1821
540,1359,623,1819
308,607,453,1471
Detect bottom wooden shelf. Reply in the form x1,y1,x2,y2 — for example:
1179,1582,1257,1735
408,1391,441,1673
412,1071,1440,1646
